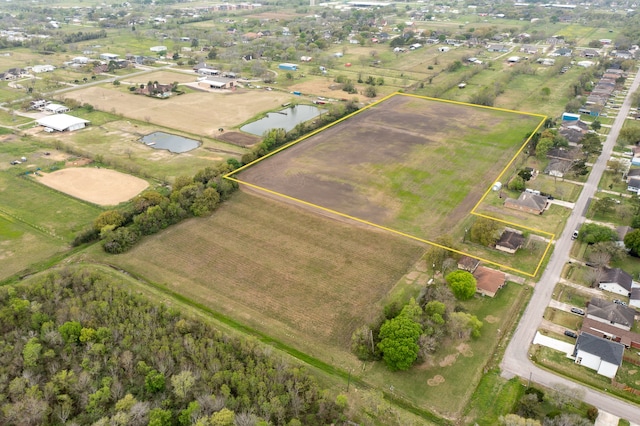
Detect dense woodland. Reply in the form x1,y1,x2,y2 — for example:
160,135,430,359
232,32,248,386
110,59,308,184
0,268,345,425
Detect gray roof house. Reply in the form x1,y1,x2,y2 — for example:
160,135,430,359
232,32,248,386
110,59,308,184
573,332,624,378
628,177,640,194
495,230,525,254
599,268,633,297
504,192,549,215
587,298,636,331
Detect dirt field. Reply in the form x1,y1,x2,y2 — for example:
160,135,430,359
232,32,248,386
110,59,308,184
36,167,149,206
62,85,294,137
235,94,543,241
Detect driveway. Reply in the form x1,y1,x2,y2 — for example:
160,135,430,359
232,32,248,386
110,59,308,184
532,331,575,355
501,65,640,422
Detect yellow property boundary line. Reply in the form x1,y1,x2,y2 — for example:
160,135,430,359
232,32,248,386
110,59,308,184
225,93,552,278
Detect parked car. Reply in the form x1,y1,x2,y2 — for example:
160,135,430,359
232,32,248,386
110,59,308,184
570,307,585,315
571,230,579,240
564,330,578,338
614,299,628,306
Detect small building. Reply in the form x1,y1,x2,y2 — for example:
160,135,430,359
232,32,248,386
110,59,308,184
598,268,633,297
197,67,221,76
100,53,120,61
457,255,479,273
573,332,624,378
36,114,89,132
504,192,549,215
44,103,70,114
198,78,236,90
495,230,525,254
150,46,167,53
31,64,55,73
630,288,640,309
562,112,580,121
507,56,520,63
278,63,298,71
300,56,312,62
473,266,506,298
72,56,90,64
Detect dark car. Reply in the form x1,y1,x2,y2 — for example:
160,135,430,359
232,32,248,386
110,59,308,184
570,307,585,315
613,299,628,306
564,330,578,338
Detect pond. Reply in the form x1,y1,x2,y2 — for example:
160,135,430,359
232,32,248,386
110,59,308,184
140,132,200,153
240,104,325,136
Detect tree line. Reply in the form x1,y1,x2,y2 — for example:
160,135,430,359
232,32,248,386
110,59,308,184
0,267,346,425
72,160,240,253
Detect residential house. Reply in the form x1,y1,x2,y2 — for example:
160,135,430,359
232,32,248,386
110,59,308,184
598,268,633,297
495,230,525,254
31,64,55,73
555,47,573,56
473,266,506,298
583,49,599,58
581,317,640,349
100,53,120,61
573,332,625,378
44,103,70,114
520,45,538,55
626,168,640,181
487,44,508,52
136,82,175,98
627,177,640,194
504,192,549,215
630,288,640,309
457,256,479,273
545,158,573,178
586,298,635,331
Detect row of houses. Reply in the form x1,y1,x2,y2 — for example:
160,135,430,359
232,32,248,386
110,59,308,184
579,68,625,117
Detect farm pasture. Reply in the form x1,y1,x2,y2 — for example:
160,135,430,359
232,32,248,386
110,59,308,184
99,191,425,364
235,94,545,244
61,83,296,136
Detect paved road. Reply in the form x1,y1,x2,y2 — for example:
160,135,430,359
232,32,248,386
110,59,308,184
501,67,640,422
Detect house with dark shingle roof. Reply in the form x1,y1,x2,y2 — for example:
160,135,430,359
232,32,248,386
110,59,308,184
598,268,633,297
504,192,548,215
573,332,624,378
457,255,479,273
631,288,640,309
587,298,635,331
495,230,525,254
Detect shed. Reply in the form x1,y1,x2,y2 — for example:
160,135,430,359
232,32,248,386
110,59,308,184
36,114,89,132
278,63,298,71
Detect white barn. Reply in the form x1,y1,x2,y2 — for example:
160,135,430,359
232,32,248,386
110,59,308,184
36,114,89,132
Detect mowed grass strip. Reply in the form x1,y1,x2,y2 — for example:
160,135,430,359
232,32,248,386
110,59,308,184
0,171,103,240
104,191,424,358
0,215,68,281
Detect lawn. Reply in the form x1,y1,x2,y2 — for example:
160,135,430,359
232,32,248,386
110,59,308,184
0,214,68,281
555,283,590,308
543,307,583,330
532,346,640,406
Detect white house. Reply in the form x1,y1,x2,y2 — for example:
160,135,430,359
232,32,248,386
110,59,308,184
36,114,89,132
150,46,167,53
44,103,70,114
573,333,624,378
100,53,119,61
31,64,55,73
72,56,90,64
598,268,633,297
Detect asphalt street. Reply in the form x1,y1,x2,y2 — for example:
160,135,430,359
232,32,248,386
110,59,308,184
500,67,640,422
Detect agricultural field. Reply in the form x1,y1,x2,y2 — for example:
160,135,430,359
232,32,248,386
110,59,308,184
232,93,547,274
85,191,426,367
60,82,296,136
